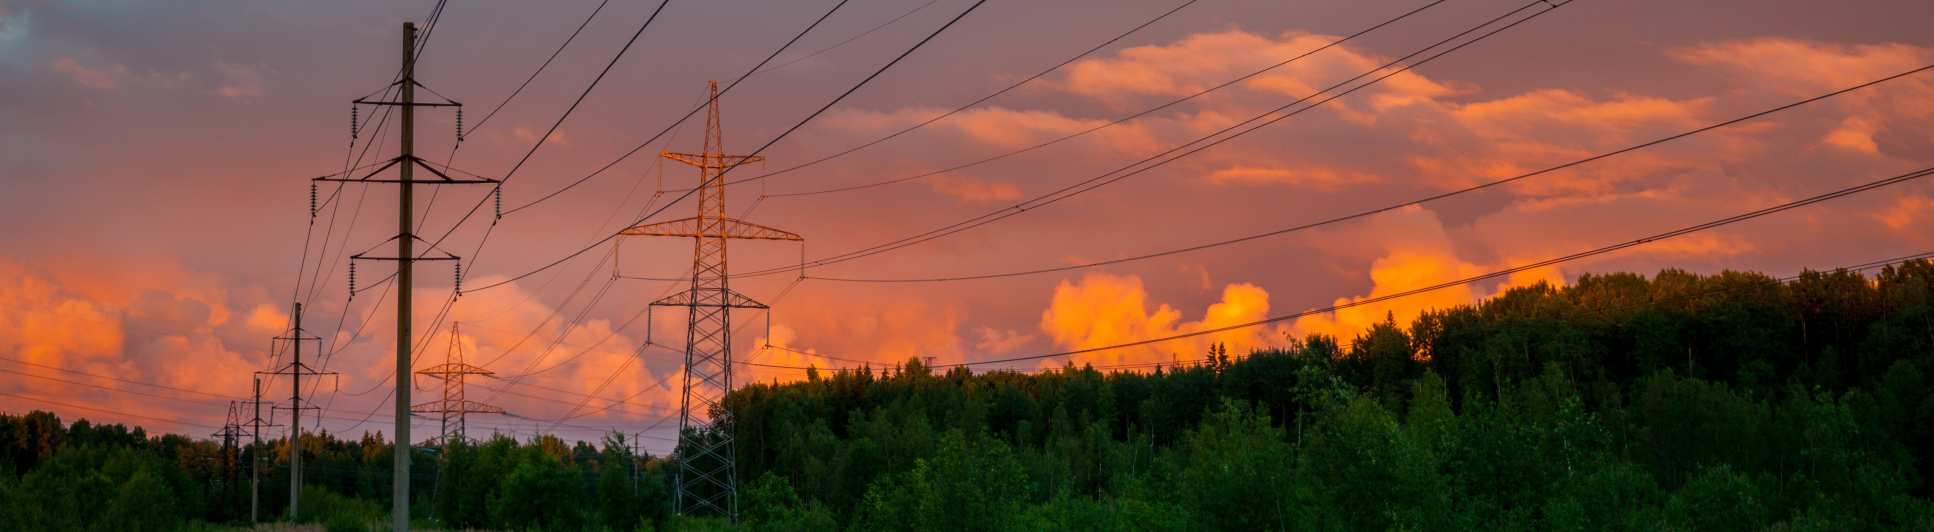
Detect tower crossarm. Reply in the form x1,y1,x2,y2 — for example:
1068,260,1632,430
415,363,495,378
649,288,768,309
410,399,508,415
660,151,763,170
620,216,803,241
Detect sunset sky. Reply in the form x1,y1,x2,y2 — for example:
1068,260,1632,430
3,0,1933,452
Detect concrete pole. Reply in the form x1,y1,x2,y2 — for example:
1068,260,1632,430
393,21,418,532
289,302,303,520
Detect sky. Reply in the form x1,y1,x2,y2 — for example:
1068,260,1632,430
2,0,1933,451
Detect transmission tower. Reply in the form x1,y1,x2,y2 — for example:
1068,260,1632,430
623,80,803,520
313,22,493,531
213,401,248,484
255,302,335,521
412,322,505,445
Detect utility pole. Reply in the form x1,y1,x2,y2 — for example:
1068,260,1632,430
247,377,279,523
315,23,494,531
412,322,505,445
623,80,804,521
256,302,333,521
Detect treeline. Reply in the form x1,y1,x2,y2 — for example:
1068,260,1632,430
3,263,1934,530
723,263,1934,530
0,409,672,530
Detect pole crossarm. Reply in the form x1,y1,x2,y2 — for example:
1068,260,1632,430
622,216,804,242
355,79,462,107
350,233,462,261
314,155,499,184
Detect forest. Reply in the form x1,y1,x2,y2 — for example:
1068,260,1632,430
4,262,1934,530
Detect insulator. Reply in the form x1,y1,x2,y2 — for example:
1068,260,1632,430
351,105,359,139
309,182,318,218
453,262,462,298
455,108,464,143
493,187,502,221
348,262,357,297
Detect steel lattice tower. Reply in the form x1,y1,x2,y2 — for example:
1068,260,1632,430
622,80,802,519
412,322,504,445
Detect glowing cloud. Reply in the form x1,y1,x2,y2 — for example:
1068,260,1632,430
1038,273,1277,369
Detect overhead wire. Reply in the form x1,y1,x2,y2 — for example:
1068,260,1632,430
746,0,1569,277
704,0,1208,193
933,163,1934,369
328,0,856,432
466,0,991,294
803,62,1934,283
757,0,1446,198
495,0,860,216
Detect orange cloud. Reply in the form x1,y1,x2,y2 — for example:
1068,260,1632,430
1058,29,1453,114
1038,273,1278,369
1669,38,1932,92
1204,163,1380,189
1291,206,1566,340
926,174,1023,202
0,259,262,433
971,326,1034,355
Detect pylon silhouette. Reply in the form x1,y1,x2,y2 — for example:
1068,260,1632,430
622,80,802,520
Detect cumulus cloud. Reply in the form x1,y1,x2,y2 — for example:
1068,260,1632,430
971,326,1033,355
1204,163,1380,189
925,173,1022,202
1290,206,1561,341
0,259,261,433
1058,29,1453,115
1038,273,1279,369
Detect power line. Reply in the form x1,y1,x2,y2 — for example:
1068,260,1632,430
497,0,860,216
361,0,872,418
324,0,862,439
753,0,942,75
0,367,234,407
467,0,991,294
317,0,677,445
706,0,1207,193
462,0,614,136
751,0,1566,277
759,0,1443,198
0,390,225,431
936,163,1934,369
804,62,1934,283
0,355,240,400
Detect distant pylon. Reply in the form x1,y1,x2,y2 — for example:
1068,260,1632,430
213,401,248,482
622,80,803,520
411,322,505,445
